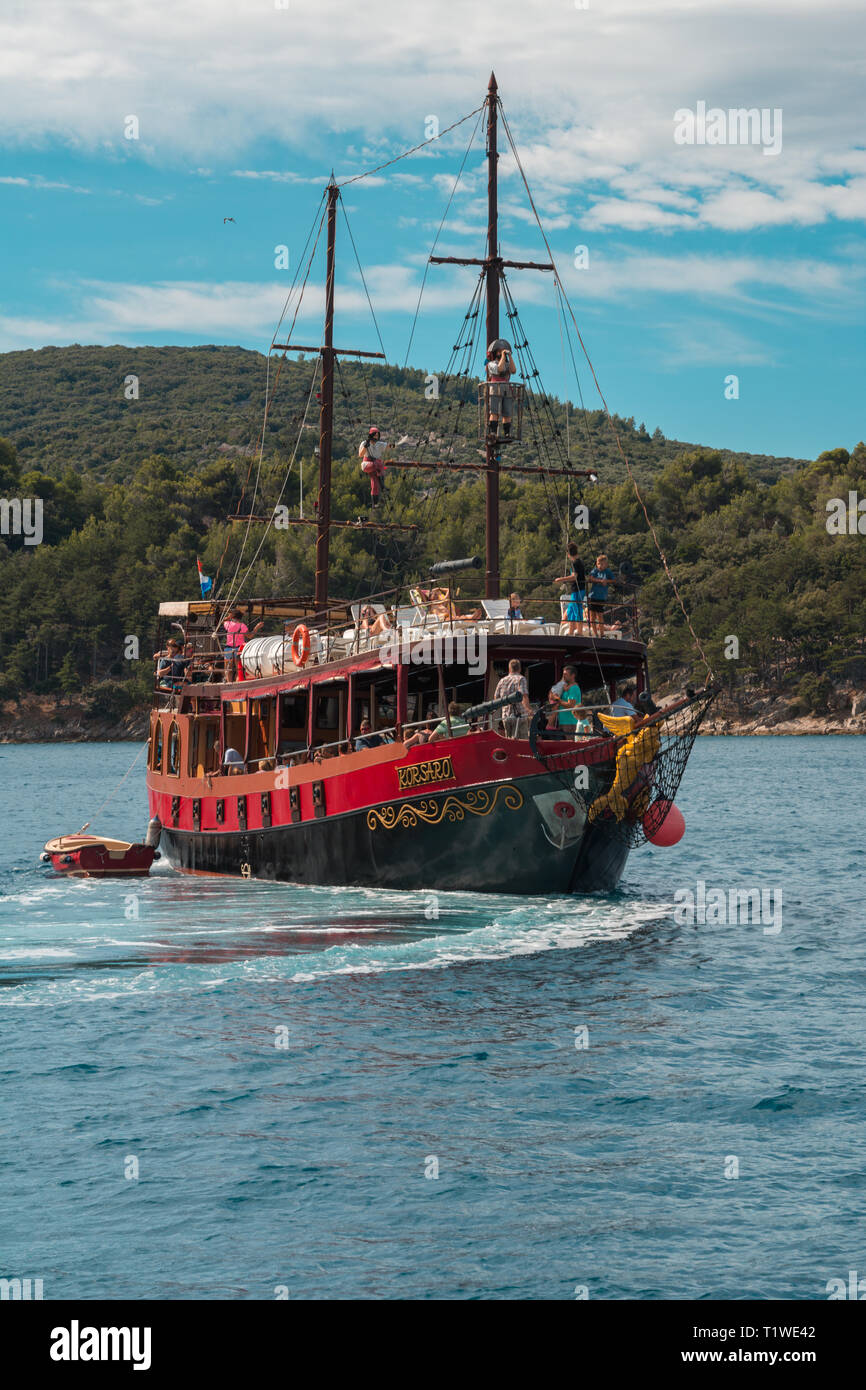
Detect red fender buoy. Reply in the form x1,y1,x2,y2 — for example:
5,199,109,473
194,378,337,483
643,799,685,846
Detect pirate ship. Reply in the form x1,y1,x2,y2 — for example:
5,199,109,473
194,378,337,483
145,75,714,895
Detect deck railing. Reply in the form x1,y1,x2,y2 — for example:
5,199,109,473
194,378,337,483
151,581,641,705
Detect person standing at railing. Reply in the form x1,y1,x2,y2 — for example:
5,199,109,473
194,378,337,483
494,659,533,739
549,664,583,736
215,607,263,682
555,543,587,635
587,554,616,636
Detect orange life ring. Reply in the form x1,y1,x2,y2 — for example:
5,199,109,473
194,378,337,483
291,623,311,667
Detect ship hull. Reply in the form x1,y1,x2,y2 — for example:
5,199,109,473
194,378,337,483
157,768,630,896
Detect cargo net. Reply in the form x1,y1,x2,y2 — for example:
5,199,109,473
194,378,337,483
532,688,717,850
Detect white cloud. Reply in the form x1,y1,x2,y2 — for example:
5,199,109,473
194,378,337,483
0,0,862,234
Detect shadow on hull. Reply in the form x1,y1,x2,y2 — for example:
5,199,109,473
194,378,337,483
159,772,631,896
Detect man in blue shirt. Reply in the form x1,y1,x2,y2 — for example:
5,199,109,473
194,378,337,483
588,553,615,636
355,718,385,751
611,682,637,716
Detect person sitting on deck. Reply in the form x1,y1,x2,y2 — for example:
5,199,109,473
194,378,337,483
548,664,583,737
403,719,437,749
359,426,387,507
223,747,245,775
554,543,587,636
485,339,516,441
494,658,533,739
426,586,483,624
359,605,392,638
506,592,523,621
611,682,638,716
155,638,191,693
354,719,386,752
429,701,471,741
587,554,616,636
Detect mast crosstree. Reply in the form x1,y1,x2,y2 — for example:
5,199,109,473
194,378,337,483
264,74,570,610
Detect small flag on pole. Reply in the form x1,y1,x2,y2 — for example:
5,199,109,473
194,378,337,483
197,558,213,596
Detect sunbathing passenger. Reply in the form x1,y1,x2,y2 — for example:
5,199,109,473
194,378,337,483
359,605,392,637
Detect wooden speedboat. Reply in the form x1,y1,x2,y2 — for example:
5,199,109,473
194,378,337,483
42,835,157,877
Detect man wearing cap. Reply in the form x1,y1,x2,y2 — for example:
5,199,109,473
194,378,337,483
155,638,190,693
485,340,516,441
359,426,387,507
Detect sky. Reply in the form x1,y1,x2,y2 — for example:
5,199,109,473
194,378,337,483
0,0,864,462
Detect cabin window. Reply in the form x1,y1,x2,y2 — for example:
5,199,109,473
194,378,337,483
151,717,164,772
189,717,220,777
312,681,348,752
223,699,247,767
353,670,398,741
248,696,276,768
405,668,443,735
167,721,181,776
278,689,309,757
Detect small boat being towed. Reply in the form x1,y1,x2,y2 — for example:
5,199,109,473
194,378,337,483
42,834,158,878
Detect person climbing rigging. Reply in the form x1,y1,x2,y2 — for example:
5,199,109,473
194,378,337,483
359,426,387,507
485,339,515,441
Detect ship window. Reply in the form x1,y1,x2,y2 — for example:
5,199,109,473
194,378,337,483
312,681,347,749
151,718,164,772
354,670,398,737
189,717,219,776
278,689,309,756
248,697,276,767
167,721,181,776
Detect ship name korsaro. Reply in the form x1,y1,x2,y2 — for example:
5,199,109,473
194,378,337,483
396,757,455,791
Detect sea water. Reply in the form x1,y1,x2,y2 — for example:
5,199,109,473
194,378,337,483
0,738,864,1299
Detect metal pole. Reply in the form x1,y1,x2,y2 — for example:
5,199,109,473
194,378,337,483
315,179,338,613
485,72,500,600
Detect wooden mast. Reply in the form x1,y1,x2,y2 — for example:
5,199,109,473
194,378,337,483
314,178,338,613
427,75,556,598
485,71,501,599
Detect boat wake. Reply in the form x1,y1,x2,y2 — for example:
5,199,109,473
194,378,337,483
0,868,673,1004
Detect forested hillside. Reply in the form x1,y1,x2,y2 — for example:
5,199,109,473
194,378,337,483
0,345,805,485
0,345,863,723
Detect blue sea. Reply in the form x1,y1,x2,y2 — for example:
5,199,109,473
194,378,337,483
1,737,864,1300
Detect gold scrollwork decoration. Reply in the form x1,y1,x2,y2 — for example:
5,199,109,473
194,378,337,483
366,784,524,832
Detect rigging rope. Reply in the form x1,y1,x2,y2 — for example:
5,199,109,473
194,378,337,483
498,103,715,683
338,106,485,187
213,194,327,606
77,742,150,834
